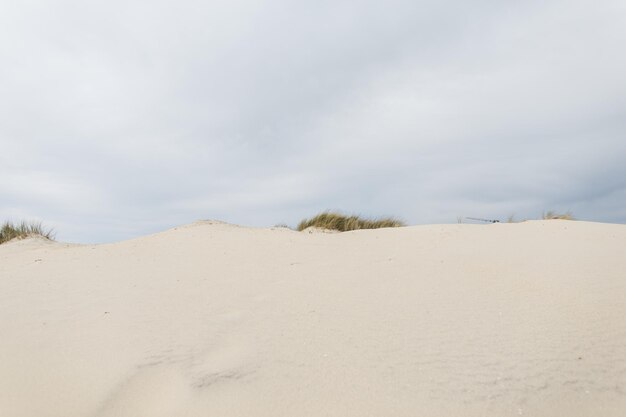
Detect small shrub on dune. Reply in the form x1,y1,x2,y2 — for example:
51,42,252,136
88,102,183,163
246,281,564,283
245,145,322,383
542,211,575,220
0,221,55,244
297,212,405,232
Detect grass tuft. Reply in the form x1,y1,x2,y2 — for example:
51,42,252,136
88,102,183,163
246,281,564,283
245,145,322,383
297,212,405,232
0,221,55,245
542,211,575,220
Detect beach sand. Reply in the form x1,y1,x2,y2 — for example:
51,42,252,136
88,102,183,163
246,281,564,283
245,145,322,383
1,220,625,416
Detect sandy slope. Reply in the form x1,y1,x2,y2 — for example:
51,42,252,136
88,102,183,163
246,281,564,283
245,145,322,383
1,220,625,417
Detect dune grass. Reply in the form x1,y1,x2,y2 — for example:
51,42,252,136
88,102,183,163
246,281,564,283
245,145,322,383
0,221,55,245
297,212,405,232
542,211,575,220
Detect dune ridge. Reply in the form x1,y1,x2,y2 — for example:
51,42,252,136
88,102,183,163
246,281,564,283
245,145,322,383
1,220,625,416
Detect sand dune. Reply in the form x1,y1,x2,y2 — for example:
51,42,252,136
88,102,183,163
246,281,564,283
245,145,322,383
1,220,625,416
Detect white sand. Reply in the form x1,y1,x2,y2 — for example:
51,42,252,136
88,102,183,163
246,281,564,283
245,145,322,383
1,220,625,416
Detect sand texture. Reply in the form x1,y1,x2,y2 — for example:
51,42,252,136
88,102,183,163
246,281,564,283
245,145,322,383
1,220,625,416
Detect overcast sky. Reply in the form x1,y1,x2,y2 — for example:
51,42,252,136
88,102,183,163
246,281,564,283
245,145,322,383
1,0,625,243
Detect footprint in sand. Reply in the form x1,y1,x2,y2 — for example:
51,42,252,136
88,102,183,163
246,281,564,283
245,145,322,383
95,334,256,417
95,365,191,417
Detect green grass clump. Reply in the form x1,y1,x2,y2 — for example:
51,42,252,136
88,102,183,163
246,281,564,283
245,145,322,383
297,212,405,232
0,221,55,244
542,211,575,220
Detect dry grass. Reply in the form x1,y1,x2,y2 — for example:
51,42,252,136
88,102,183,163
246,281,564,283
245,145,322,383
0,221,55,245
542,211,575,220
297,212,405,232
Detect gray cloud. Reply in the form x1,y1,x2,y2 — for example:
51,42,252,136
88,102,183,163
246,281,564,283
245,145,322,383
1,0,625,242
